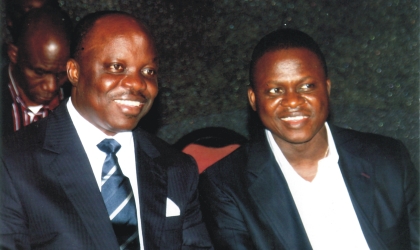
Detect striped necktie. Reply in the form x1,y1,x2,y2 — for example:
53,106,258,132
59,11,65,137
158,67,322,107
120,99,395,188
97,139,140,250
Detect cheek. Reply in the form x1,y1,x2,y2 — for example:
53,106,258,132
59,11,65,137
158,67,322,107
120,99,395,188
257,97,280,115
147,81,159,98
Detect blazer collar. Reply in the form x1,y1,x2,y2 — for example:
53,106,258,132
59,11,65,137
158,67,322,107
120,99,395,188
132,128,168,249
330,125,387,248
245,133,312,249
40,102,121,249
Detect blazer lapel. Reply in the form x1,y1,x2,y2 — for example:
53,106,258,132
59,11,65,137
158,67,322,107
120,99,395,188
133,129,167,249
245,136,312,249
331,125,387,249
41,103,119,249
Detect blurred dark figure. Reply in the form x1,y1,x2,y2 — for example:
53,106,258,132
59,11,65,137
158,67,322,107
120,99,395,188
1,6,72,135
174,127,247,173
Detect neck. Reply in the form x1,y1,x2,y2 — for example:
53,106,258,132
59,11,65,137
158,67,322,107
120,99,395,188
275,125,329,182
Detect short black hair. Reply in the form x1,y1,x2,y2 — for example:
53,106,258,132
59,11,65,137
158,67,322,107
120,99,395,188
70,11,142,59
249,28,328,87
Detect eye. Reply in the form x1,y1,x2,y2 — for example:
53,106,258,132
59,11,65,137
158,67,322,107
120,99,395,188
109,63,124,72
34,69,46,76
141,68,157,77
300,83,315,91
269,88,282,94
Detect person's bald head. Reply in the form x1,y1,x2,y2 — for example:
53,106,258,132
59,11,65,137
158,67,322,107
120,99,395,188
14,5,72,48
8,6,72,106
6,0,60,42
70,11,153,60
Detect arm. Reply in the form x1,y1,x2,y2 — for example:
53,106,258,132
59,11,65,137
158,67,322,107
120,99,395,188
399,142,419,249
199,172,255,250
0,159,30,250
181,159,213,250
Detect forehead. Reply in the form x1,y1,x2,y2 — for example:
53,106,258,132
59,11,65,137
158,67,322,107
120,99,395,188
21,34,69,61
256,48,324,74
81,15,152,53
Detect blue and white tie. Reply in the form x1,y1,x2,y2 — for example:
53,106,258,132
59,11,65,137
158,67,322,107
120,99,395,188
98,139,140,250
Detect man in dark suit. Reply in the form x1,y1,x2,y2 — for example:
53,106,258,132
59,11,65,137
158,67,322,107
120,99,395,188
199,29,419,249
0,11,212,249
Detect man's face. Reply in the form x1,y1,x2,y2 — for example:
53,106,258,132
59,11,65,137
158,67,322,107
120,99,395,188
15,37,69,106
68,15,159,136
248,48,330,146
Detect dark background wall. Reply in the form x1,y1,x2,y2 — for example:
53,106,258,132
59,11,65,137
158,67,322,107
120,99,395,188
1,0,418,168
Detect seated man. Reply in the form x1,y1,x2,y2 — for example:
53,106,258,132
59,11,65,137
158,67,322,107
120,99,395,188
2,6,72,134
199,28,419,249
0,11,212,249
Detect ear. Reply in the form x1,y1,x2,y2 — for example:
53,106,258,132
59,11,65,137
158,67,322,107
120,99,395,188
7,43,18,64
67,59,80,87
248,87,257,111
326,78,331,96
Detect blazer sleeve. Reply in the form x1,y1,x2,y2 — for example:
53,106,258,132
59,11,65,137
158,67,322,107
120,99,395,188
199,171,255,250
400,141,420,249
181,160,214,250
0,159,30,250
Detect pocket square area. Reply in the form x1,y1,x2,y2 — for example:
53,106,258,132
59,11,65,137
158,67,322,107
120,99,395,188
166,198,180,217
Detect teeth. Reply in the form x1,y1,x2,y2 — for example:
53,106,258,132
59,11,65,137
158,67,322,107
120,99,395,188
281,116,307,121
114,100,141,107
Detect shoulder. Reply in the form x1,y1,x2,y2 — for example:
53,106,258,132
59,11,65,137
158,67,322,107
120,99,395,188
2,117,47,155
330,124,412,167
200,142,251,191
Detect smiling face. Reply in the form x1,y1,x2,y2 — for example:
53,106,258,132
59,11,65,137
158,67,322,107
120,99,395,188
68,14,158,136
248,48,330,146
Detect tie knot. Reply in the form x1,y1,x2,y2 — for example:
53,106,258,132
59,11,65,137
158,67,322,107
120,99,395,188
97,139,121,154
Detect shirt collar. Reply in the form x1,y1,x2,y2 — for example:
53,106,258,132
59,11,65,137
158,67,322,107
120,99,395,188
266,122,339,171
67,98,133,147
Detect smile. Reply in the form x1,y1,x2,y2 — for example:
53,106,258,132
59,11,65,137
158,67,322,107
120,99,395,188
114,100,142,107
281,116,308,121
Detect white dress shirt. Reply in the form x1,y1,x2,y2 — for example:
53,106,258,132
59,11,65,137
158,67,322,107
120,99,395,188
266,123,370,250
67,99,144,248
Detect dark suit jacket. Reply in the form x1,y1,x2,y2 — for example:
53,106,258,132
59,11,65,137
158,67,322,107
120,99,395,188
0,101,212,249
199,125,419,250
1,66,15,136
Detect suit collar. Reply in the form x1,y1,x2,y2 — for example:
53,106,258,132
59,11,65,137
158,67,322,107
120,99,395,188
41,102,120,249
245,133,312,249
132,128,168,249
329,124,387,248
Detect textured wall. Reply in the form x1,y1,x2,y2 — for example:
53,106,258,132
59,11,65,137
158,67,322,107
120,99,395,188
1,0,418,167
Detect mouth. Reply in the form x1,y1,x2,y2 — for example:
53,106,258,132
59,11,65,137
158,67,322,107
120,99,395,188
281,115,309,121
114,99,143,107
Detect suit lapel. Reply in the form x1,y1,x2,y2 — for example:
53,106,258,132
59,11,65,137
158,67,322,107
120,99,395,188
41,103,119,249
331,125,387,248
245,136,312,249
133,129,167,249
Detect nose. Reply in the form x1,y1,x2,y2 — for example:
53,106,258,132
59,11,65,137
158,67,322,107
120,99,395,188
41,74,59,93
122,73,147,92
281,91,305,108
